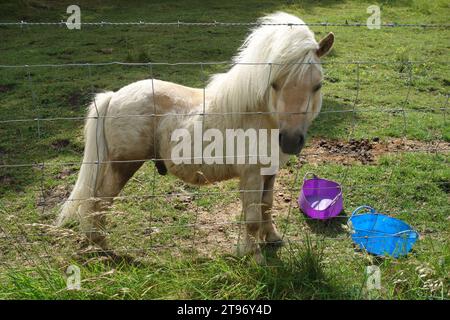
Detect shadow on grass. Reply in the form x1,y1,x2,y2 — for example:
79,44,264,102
259,236,356,299
304,209,348,237
45,237,359,299
82,250,145,268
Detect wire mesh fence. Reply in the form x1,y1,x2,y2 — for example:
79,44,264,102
0,21,449,286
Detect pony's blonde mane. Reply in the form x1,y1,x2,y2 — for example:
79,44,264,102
207,12,320,122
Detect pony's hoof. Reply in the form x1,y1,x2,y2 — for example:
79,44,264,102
265,231,283,244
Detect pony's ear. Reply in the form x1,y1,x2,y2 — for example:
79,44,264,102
316,32,334,58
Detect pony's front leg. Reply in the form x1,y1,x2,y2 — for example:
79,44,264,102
237,168,264,263
261,175,283,244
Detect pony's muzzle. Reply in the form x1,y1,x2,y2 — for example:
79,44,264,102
279,130,305,155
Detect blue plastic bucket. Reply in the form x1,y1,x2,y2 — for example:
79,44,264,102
348,206,419,258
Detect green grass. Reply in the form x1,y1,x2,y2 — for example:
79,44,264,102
0,0,449,299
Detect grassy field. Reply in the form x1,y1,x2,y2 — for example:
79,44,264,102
0,0,449,299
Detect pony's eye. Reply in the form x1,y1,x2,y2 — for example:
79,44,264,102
313,83,322,92
271,82,279,91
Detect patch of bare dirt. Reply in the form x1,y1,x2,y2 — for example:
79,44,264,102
66,91,89,110
173,176,313,256
0,147,6,166
50,139,70,150
54,167,78,180
36,184,70,210
67,92,82,107
151,188,243,257
302,138,449,165
0,174,14,186
191,200,242,256
0,84,15,93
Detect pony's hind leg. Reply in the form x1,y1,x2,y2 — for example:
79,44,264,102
80,161,144,248
261,175,283,244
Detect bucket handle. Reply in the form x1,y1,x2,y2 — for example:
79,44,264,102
350,205,377,219
394,229,419,239
322,186,343,209
303,172,318,181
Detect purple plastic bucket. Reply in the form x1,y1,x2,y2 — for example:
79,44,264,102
298,173,343,220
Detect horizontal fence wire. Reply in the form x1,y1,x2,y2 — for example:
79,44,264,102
0,61,448,124
1,145,448,168
1,60,450,69
10,198,447,236
0,107,449,124
0,231,430,241
1,20,449,28
24,180,449,204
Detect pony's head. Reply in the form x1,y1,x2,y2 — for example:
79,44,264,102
269,32,334,154
207,12,334,154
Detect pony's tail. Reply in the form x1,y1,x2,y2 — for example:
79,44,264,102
56,92,114,227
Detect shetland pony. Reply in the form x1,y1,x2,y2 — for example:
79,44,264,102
57,12,334,262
